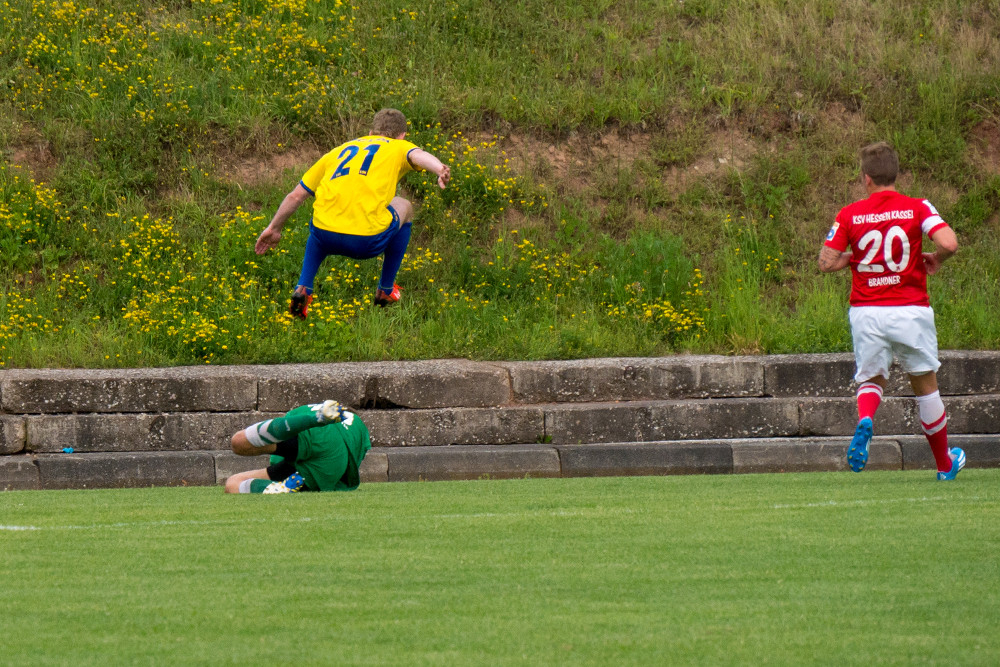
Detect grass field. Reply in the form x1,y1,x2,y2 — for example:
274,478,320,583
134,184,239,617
2,470,999,665
2,0,1000,367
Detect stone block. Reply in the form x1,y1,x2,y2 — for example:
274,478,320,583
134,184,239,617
359,406,544,447
255,363,371,412
556,442,733,477
0,455,39,491
731,437,901,474
798,395,998,437
257,359,510,411
504,356,762,404
936,351,1000,395
386,445,560,482
1,367,257,413
761,354,920,398
505,358,697,403
897,436,936,470
762,353,856,397
941,395,1000,434
360,450,389,483
36,451,216,489
692,356,766,398
797,397,916,436
212,451,272,484
544,399,799,444
898,434,1000,471
0,416,25,454
25,412,279,453
761,351,1000,399
370,360,511,409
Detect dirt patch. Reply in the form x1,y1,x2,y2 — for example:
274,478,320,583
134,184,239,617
968,121,1000,175
503,129,736,197
219,144,325,187
662,126,759,194
591,132,652,166
6,131,56,183
503,132,591,191
816,102,867,142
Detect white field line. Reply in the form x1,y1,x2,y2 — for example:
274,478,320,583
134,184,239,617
0,509,635,531
0,508,637,532
768,495,982,510
0,497,990,532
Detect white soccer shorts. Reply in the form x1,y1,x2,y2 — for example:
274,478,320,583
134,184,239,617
849,305,941,382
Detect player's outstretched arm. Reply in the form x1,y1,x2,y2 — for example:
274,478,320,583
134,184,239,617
408,149,451,189
255,183,312,254
923,227,958,275
817,246,852,273
239,400,345,452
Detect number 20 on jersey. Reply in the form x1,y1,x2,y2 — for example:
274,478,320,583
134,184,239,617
857,225,910,274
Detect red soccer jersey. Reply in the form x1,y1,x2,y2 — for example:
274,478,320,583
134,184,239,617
824,190,950,306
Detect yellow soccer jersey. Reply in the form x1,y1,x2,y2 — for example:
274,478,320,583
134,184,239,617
300,136,419,236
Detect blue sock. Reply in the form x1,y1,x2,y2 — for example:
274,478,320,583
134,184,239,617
296,231,326,294
378,222,411,291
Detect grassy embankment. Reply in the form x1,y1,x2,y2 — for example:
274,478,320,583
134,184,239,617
2,471,999,665
1,0,999,367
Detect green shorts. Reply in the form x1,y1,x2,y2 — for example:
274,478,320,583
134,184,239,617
269,435,352,492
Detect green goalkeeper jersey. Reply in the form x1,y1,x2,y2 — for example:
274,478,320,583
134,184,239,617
271,407,371,491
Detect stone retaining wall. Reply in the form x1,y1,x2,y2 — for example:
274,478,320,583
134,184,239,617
1,352,998,490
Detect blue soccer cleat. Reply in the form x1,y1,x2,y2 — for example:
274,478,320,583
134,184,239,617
847,417,873,473
937,447,966,481
262,472,305,494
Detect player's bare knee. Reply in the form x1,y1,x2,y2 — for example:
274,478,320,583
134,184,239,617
224,476,240,494
392,197,414,223
909,370,938,396
865,375,888,388
231,430,249,454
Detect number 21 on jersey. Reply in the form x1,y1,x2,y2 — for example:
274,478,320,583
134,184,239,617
857,225,910,274
331,144,381,179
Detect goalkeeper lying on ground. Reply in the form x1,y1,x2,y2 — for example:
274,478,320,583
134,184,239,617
223,400,371,494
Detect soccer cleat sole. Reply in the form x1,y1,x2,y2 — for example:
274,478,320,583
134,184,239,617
847,417,873,473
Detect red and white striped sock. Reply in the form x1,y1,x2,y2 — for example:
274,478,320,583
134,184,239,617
857,382,883,422
916,391,951,472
